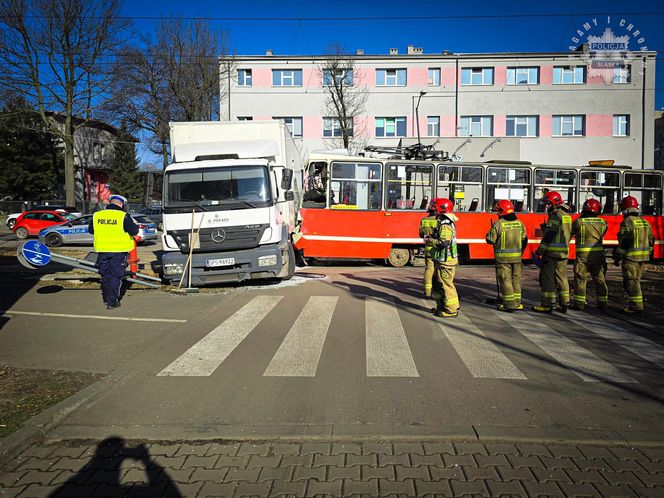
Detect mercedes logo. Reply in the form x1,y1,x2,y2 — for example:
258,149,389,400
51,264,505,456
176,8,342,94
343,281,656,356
210,228,226,243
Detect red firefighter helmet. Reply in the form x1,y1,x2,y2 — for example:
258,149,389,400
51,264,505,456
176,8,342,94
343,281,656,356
432,198,454,215
543,191,564,207
582,198,602,215
619,195,639,211
492,199,515,215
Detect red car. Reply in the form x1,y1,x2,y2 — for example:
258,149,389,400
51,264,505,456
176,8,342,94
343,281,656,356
13,210,75,239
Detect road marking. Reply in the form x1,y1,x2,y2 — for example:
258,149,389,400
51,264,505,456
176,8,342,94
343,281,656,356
365,297,418,377
566,310,664,368
495,311,636,383
0,310,187,323
158,295,282,377
439,311,526,379
263,296,338,377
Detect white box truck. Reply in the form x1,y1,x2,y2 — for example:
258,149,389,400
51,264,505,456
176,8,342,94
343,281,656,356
160,120,303,285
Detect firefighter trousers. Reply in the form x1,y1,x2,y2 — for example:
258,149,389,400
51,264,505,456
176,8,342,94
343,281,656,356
573,258,608,309
622,260,645,311
423,255,435,296
496,261,522,310
539,256,569,306
434,262,459,313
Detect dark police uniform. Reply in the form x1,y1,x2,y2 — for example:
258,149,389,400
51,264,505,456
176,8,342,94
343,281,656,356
89,203,138,308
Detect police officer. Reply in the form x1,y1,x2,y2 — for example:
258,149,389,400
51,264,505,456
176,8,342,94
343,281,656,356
570,199,608,311
89,195,139,309
613,196,655,313
485,199,527,312
419,200,438,298
431,198,459,318
532,190,572,313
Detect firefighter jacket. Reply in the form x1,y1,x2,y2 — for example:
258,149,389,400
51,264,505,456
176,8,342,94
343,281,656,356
615,212,655,262
535,207,572,259
571,215,607,262
432,214,458,265
91,206,138,253
485,215,527,263
419,214,438,257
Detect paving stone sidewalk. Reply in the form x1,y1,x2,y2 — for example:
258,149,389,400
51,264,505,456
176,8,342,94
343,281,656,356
2,439,664,497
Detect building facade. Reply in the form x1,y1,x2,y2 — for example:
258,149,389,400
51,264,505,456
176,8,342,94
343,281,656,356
222,46,657,169
656,110,664,170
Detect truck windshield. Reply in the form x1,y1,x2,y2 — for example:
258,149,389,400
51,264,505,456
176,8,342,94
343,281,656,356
164,165,271,210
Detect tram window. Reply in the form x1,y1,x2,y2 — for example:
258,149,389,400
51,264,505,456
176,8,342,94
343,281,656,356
302,161,328,208
386,163,433,210
534,168,577,213
486,167,530,212
437,165,483,212
580,170,620,215
329,161,382,210
624,172,663,215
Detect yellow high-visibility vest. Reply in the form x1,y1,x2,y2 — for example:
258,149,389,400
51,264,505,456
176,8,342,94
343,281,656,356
93,209,134,253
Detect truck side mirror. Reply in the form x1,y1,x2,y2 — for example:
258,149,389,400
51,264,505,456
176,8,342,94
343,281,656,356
281,168,293,190
285,191,295,201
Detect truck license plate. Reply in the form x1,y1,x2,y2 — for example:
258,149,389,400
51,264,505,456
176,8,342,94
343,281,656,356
206,257,234,267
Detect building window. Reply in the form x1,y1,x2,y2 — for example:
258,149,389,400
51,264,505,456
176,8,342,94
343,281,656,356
552,115,585,136
237,69,252,87
459,116,493,137
614,66,631,84
461,67,494,85
506,115,539,137
272,69,302,87
553,66,585,84
375,117,407,137
613,115,630,136
323,69,353,86
323,117,353,138
273,117,303,138
506,67,539,85
427,116,440,137
376,68,407,86
428,68,440,86
237,116,253,121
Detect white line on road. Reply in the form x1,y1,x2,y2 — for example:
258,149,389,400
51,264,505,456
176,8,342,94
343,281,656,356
438,310,526,379
365,297,419,377
495,311,636,383
565,310,664,369
158,295,282,377
0,310,187,323
263,296,338,377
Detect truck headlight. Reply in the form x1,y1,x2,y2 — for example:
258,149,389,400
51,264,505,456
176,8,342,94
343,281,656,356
163,263,184,275
257,255,277,267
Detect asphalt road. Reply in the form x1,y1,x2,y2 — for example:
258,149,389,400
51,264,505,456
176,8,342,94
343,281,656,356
2,248,663,444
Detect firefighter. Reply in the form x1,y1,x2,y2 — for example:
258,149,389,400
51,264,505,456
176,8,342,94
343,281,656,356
419,200,438,298
532,190,572,313
612,196,655,313
430,198,460,318
485,199,528,312
88,195,139,309
570,199,608,311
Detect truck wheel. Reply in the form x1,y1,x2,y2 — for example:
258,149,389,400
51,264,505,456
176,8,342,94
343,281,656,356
387,247,411,267
281,243,296,280
45,233,63,247
15,227,29,239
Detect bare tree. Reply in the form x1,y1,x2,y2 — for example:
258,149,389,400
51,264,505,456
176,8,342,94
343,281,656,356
0,0,129,205
316,44,368,154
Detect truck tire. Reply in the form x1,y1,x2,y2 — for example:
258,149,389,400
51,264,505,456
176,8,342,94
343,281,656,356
387,247,411,267
281,243,296,280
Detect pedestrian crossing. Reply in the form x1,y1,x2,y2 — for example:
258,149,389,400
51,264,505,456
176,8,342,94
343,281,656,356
157,294,664,383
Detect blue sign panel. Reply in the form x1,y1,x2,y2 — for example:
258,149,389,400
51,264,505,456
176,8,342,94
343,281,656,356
20,240,52,267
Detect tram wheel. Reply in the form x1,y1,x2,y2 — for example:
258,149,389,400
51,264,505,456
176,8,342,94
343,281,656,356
387,247,411,267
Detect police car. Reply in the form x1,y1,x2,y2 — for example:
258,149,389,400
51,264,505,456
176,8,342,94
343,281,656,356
38,214,158,247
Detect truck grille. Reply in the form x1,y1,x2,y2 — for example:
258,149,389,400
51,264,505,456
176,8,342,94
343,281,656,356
169,224,269,253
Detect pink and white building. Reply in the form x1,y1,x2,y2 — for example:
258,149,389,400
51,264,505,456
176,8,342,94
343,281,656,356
221,45,657,168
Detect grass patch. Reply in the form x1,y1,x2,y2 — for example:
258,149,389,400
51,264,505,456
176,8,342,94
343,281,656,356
0,366,102,439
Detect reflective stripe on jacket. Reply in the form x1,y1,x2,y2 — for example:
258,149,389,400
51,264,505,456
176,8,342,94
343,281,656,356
485,218,527,263
93,209,135,253
572,216,607,261
616,215,655,262
419,215,438,256
536,207,572,259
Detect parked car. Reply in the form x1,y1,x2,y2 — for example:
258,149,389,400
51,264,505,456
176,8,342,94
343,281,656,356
13,210,76,239
134,206,162,230
6,205,81,230
38,214,158,247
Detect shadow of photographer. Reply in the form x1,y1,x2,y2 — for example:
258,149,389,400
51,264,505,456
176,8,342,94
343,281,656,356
48,437,182,497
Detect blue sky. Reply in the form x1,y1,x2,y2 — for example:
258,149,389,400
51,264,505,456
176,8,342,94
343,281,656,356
120,0,663,164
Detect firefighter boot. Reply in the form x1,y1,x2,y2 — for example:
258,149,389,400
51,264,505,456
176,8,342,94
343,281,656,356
531,305,553,313
556,304,568,313
435,310,459,318
497,304,515,313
